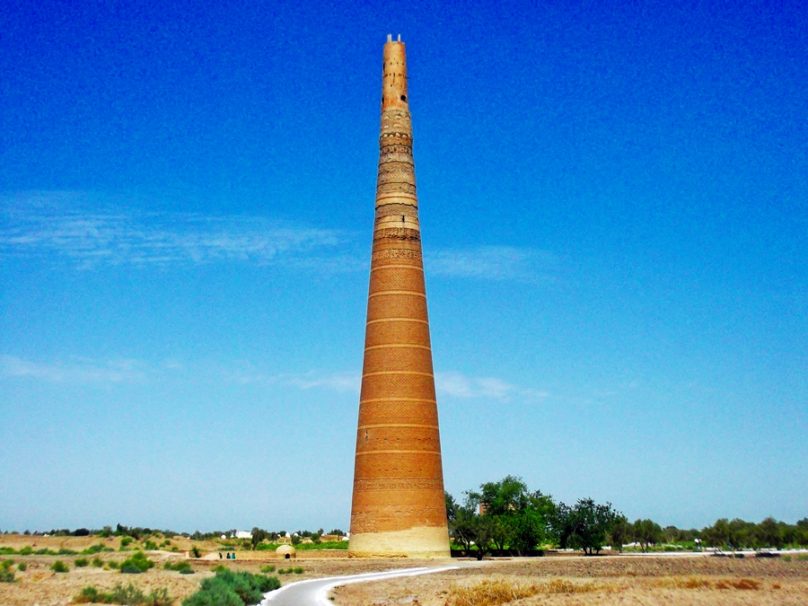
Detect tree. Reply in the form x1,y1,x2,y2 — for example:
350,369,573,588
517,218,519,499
560,498,620,555
755,517,783,549
609,515,631,552
633,519,662,552
251,528,269,550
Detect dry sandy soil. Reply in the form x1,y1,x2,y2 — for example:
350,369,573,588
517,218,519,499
333,555,808,606
1,534,806,605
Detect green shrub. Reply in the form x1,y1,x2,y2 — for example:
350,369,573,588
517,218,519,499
19,546,33,555
182,569,280,606
164,561,193,574
120,536,134,550
260,564,276,573
190,546,202,558
0,560,15,583
75,583,172,605
17,562,26,572
57,548,78,555
82,543,112,555
120,551,154,574
0,547,16,555
75,557,89,567
91,557,104,567
293,566,303,574
51,560,69,573
143,540,158,551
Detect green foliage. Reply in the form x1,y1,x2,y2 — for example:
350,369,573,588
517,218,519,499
82,543,113,555
182,568,280,606
164,560,194,574
119,536,134,550
75,557,89,567
294,541,348,550
92,557,104,567
0,559,15,582
57,548,78,555
120,551,154,574
107,560,120,569
75,583,172,605
633,519,663,552
260,565,276,573
190,546,202,558
0,547,16,555
51,560,69,573
556,498,621,555
143,540,158,551
17,561,27,572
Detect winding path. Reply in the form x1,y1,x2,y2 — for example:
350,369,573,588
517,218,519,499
260,565,459,606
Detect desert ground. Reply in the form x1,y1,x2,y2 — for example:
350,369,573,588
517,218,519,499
1,534,806,605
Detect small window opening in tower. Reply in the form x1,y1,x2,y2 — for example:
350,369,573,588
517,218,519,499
400,95,407,101
401,215,405,222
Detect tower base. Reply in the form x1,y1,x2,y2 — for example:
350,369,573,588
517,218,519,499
348,526,451,558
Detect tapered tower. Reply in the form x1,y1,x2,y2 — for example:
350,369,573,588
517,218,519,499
348,35,450,558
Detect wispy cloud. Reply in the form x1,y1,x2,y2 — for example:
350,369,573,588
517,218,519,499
436,371,549,402
1,354,547,403
0,355,146,384
224,367,361,393
0,191,346,269
426,246,558,282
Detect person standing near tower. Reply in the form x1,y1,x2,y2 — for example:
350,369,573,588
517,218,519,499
348,35,450,558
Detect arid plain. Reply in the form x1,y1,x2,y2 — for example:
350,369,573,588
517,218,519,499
1,534,807,605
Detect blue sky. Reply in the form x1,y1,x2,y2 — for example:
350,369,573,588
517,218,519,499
1,1,806,533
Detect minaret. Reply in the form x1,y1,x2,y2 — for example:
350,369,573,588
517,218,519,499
348,35,450,558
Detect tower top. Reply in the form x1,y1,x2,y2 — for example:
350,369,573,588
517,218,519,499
382,35,407,111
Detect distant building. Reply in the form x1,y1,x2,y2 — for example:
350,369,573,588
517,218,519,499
234,530,252,540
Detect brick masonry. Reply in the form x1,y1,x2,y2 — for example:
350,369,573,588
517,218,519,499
348,36,450,558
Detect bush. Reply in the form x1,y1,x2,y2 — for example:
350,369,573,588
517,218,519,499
91,557,104,567
57,548,78,555
82,544,112,555
75,557,89,567
164,561,194,574
17,562,26,571
143,540,158,551
19,546,33,555
260,565,276,573
182,569,280,606
0,560,15,582
107,560,120,569
51,560,69,573
74,583,172,605
190,546,202,558
120,551,154,574
120,536,134,550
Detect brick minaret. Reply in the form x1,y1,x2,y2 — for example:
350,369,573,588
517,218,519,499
348,35,450,558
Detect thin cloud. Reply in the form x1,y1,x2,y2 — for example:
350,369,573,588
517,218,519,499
0,355,146,384
436,371,549,402
0,191,345,269
426,245,558,282
224,367,361,394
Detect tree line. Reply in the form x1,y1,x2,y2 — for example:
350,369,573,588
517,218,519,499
446,476,808,557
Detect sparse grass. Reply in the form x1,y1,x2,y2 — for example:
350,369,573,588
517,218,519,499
447,580,539,606
656,576,763,591
51,560,69,573
91,557,104,567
